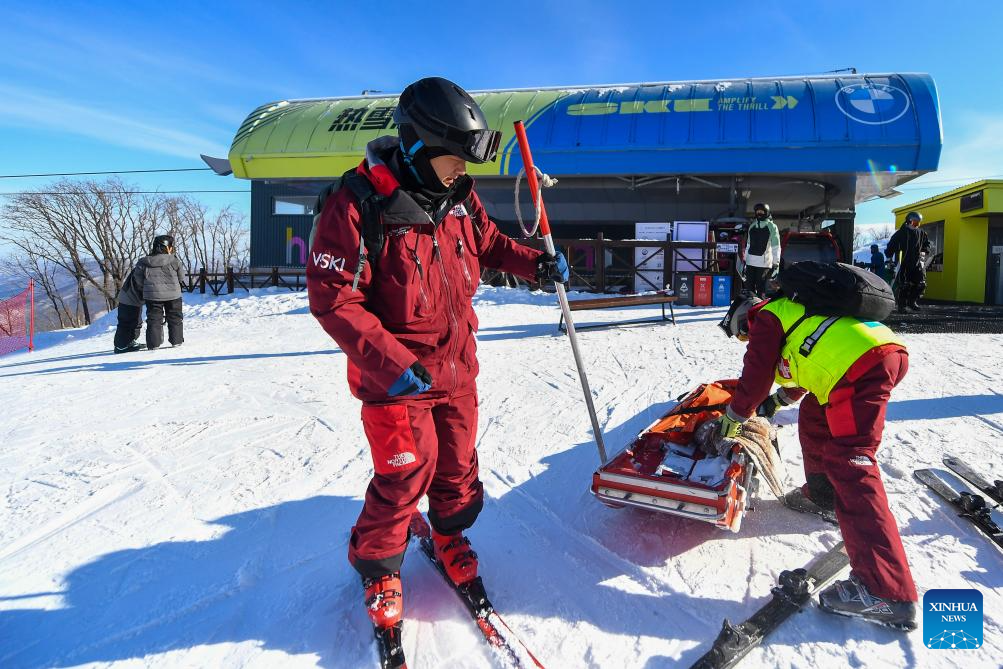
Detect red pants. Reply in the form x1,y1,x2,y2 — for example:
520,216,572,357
349,392,484,579
798,349,918,602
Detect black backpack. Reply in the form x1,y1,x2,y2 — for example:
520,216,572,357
778,261,895,322
309,168,387,291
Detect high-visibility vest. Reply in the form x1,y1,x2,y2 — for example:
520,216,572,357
760,298,902,404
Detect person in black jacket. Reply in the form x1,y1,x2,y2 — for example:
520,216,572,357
113,261,146,354
885,211,931,312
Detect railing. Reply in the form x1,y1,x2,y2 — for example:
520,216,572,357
488,236,728,294
184,267,306,295
186,239,732,297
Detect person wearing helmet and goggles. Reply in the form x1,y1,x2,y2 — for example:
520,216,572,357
885,211,931,312
306,77,568,636
740,203,781,298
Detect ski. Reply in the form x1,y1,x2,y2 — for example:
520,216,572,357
408,512,545,669
914,468,1003,550
690,541,849,669
374,622,405,669
942,455,1003,506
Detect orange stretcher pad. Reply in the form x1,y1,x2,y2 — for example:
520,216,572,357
591,379,755,532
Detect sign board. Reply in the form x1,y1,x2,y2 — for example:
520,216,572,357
716,243,739,254
992,246,1003,254
634,222,670,292
960,190,984,213
673,221,709,272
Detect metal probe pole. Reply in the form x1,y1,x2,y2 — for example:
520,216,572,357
513,121,607,464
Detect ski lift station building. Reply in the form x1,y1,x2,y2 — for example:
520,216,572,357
215,72,943,271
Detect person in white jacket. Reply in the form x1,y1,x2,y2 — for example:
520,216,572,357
741,202,781,297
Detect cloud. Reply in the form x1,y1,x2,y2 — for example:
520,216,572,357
0,84,230,161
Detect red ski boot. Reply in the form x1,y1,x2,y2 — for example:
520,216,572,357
432,531,478,586
363,572,403,629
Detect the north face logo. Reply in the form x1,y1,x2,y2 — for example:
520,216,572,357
387,452,417,468
777,357,792,379
849,455,873,467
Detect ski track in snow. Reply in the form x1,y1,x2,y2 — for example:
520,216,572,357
1,287,1001,668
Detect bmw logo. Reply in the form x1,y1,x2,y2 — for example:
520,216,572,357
835,83,911,125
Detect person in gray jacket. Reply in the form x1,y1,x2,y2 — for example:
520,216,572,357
113,234,185,353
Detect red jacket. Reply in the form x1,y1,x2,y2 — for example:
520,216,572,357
307,139,540,403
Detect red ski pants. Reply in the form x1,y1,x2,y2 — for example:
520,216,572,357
798,348,918,602
348,392,484,579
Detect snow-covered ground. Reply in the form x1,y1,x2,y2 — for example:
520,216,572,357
1,286,1001,668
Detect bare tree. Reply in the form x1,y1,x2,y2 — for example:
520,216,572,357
165,196,249,277
2,179,249,330
1,255,79,329
0,178,163,323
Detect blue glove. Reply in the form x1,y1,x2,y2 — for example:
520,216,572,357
535,251,569,284
388,362,433,397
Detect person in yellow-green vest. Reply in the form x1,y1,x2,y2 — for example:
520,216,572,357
714,294,918,631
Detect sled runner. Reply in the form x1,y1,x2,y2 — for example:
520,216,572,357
591,380,769,532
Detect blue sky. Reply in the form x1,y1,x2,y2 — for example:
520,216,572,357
1,0,1001,231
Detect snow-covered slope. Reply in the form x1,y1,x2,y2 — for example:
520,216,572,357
1,287,1001,668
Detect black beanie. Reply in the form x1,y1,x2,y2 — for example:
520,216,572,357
151,234,174,254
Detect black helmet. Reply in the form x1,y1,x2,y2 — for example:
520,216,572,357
394,77,501,164
718,294,763,341
905,211,923,224
753,203,771,218
151,234,174,254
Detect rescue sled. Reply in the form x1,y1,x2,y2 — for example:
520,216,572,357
590,380,758,532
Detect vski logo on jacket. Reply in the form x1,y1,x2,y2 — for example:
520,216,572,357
835,83,910,125
450,203,468,218
311,252,345,272
387,452,417,468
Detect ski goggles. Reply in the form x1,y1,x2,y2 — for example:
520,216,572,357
429,124,501,164
463,128,502,164
718,295,762,341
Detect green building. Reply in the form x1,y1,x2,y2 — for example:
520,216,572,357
893,180,1003,305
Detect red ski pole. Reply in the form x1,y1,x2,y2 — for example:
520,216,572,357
513,121,607,464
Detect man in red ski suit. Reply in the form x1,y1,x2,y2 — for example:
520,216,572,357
306,77,567,632
714,295,918,630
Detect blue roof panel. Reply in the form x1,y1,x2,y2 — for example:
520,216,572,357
501,72,941,177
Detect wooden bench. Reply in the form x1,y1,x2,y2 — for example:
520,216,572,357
559,291,677,332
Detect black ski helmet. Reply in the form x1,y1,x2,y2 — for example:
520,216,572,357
394,77,502,165
718,294,763,341
905,211,923,224
753,203,771,218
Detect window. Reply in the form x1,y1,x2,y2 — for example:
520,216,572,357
272,196,317,216
922,221,944,272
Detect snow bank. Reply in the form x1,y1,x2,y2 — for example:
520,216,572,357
1,286,1001,668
